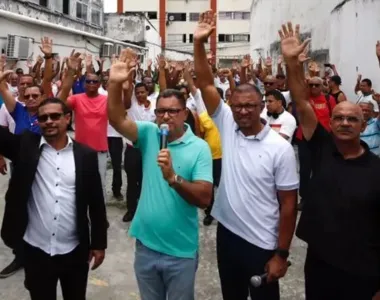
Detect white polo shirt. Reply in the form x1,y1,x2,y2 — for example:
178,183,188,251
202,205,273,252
356,91,379,112
261,109,297,141
211,101,299,250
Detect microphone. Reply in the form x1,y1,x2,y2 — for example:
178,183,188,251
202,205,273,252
160,124,169,149
250,261,292,288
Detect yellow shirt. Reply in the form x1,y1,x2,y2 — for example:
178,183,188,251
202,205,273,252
199,111,222,159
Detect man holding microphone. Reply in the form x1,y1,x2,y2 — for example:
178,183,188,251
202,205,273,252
107,49,213,300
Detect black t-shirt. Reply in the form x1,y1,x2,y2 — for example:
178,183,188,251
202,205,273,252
296,124,380,276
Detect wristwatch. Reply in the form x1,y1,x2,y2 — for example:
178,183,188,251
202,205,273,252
275,248,289,260
169,174,183,186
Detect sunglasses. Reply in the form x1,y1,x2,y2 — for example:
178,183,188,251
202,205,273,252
264,82,274,86
309,83,321,88
85,79,99,84
24,94,40,100
37,113,64,123
154,108,184,117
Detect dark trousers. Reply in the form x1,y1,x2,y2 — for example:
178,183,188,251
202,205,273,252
217,223,279,300
124,145,142,214
205,158,222,216
297,138,312,200
8,163,24,265
107,137,123,195
305,248,379,300
24,242,89,300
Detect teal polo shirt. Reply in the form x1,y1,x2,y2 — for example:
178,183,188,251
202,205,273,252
129,121,213,258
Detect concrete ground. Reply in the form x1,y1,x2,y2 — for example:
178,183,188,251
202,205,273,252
0,166,307,299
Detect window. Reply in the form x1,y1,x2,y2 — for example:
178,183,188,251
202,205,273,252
63,0,69,14
218,34,233,42
39,0,48,6
189,13,200,22
189,34,193,43
167,34,184,43
147,12,157,20
234,12,243,19
91,9,101,25
219,12,233,20
167,13,186,22
242,12,251,19
233,34,250,42
76,2,88,21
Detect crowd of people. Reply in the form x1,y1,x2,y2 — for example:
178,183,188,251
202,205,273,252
0,9,379,300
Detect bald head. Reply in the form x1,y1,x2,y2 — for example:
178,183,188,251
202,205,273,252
333,101,363,119
309,77,323,85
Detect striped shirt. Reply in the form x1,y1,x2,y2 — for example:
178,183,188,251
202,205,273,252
360,118,380,156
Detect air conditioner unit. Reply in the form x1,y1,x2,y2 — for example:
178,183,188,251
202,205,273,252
101,43,114,57
114,45,122,56
6,35,32,60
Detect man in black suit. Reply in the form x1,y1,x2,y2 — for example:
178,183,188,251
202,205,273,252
0,97,107,300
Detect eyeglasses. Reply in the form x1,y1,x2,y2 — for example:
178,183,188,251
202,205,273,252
24,94,41,99
264,82,274,86
85,80,99,84
230,103,260,112
332,115,361,124
154,108,184,117
309,83,321,88
37,113,64,123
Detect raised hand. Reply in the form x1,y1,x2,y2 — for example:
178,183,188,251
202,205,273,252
156,55,166,69
66,49,82,71
109,48,136,84
37,55,44,64
241,54,252,68
278,22,310,62
85,54,93,67
0,55,13,83
39,36,53,56
26,57,34,69
357,73,362,82
125,48,137,69
147,58,152,68
277,55,284,65
194,10,216,43
175,61,184,72
265,57,273,67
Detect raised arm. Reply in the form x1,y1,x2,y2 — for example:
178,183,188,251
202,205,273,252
108,49,138,142
39,37,54,98
121,48,137,110
57,50,81,107
157,55,167,91
193,10,220,116
0,55,16,113
280,22,317,141
376,41,380,68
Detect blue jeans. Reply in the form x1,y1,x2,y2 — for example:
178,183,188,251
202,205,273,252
134,240,198,300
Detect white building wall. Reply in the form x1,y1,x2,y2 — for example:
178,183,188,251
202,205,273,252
0,18,113,72
249,0,380,100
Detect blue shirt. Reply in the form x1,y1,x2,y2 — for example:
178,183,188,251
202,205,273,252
11,102,41,135
72,76,85,95
360,118,380,156
129,122,213,258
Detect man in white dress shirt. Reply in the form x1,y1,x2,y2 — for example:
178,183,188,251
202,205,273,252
0,97,107,299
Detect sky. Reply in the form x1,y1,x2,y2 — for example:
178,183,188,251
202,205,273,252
104,1,116,13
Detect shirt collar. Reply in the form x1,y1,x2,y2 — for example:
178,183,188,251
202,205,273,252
367,118,376,125
39,134,73,149
166,124,194,146
235,118,271,140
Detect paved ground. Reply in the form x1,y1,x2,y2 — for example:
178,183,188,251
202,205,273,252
0,163,307,299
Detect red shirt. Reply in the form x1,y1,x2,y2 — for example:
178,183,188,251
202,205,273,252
296,94,336,140
68,93,108,151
